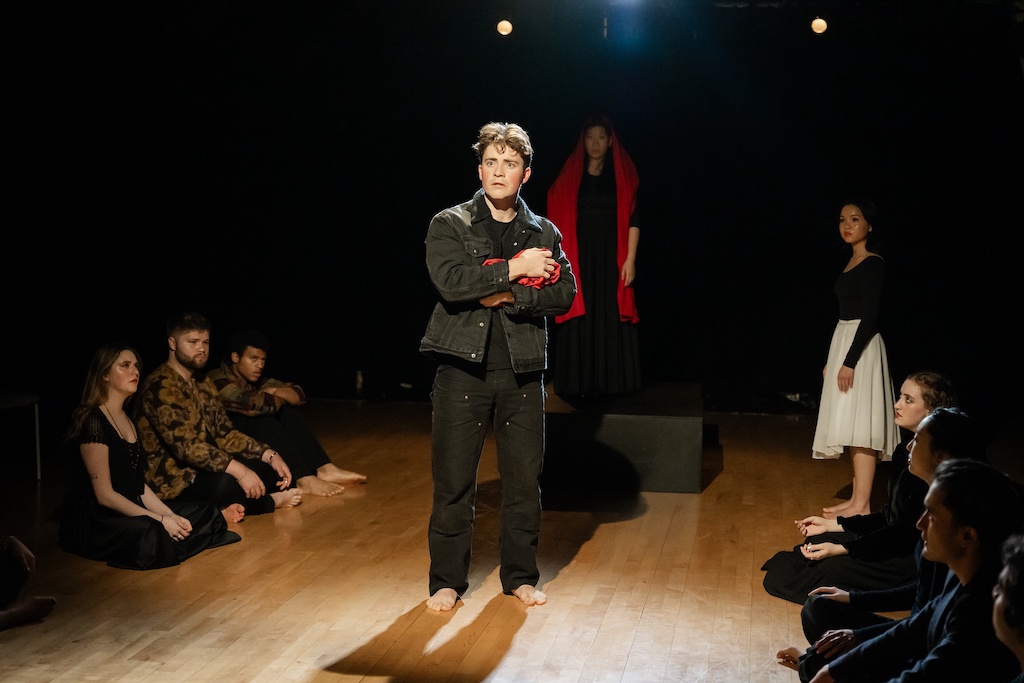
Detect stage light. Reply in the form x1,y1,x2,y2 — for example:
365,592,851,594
497,20,513,36
811,17,827,34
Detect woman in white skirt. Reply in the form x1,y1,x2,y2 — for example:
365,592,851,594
812,199,899,518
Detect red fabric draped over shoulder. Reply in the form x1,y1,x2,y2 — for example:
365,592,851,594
546,128,640,324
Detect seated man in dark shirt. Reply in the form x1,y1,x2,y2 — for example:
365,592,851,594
207,329,365,497
807,458,1022,682
777,407,986,680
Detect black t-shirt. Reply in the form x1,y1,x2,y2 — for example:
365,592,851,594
484,213,519,370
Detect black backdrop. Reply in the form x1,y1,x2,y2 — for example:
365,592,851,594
6,2,1023,455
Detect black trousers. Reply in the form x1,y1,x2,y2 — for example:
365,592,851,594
428,364,545,596
229,405,330,480
177,459,283,516
796,594,895,681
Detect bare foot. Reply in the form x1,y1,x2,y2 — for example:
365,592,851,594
822,500,851,519
426,588,459,612
297,475,344,497
512,584,547,606
221,503,245,523
776,646,801,671
0,595,56,630
317,463,367,485
823,501,869,519
272,489,303,509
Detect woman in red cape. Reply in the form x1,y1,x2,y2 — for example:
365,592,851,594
546,114,642,400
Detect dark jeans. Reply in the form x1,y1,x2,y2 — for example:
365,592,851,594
230,405,330,480
796,594,895,682
428,363,545,596
177,460,281,516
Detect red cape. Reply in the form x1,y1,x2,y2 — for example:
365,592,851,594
546,130,640,324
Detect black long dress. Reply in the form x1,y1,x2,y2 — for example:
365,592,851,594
760,442,923,604
58,409,240,570
553,166,641,398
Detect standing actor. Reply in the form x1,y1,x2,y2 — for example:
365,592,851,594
419,122,576,611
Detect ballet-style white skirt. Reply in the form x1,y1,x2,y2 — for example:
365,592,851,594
811,319,899,460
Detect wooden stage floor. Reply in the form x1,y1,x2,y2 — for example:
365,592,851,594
1,395,1015,682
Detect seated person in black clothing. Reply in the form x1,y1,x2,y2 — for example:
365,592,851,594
763,371,957,604
994,534,1024,683
804,458,1022,682
206,329,365,497
60,343,241,570
776,406,987,679
0,534,55,631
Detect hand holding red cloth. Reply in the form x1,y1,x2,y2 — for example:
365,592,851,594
483,249,561,289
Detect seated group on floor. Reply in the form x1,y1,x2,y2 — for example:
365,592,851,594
56,312,365,572
765,369,1024,682
26,321,1024,681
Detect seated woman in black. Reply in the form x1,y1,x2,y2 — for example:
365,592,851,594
762,371,957,604
59,343,241,570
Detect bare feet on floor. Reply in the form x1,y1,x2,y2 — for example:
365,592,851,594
512,584,547,606
823,501,869,518
0,595,57,631
776,646,801,671
317,463,367,485
426,588,459,612
221,503,245,523
272,489,303,508
297,475,344,497
822,498,851,518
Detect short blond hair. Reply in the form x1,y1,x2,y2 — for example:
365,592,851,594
472,122,533,168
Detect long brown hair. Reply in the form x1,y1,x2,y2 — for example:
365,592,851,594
66,343,141,440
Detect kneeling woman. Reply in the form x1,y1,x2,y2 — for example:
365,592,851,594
59,344,241,570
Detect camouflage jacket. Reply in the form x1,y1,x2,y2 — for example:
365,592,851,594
138,362,267,499
206,360,306,416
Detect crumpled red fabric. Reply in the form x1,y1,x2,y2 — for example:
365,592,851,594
483,249,561,289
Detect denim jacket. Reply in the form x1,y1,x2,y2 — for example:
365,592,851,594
419,189,576,373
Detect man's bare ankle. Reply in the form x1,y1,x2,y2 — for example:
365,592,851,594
427,588,459,612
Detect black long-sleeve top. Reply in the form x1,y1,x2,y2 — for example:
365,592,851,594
836,443,927,561
834,254,886,368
